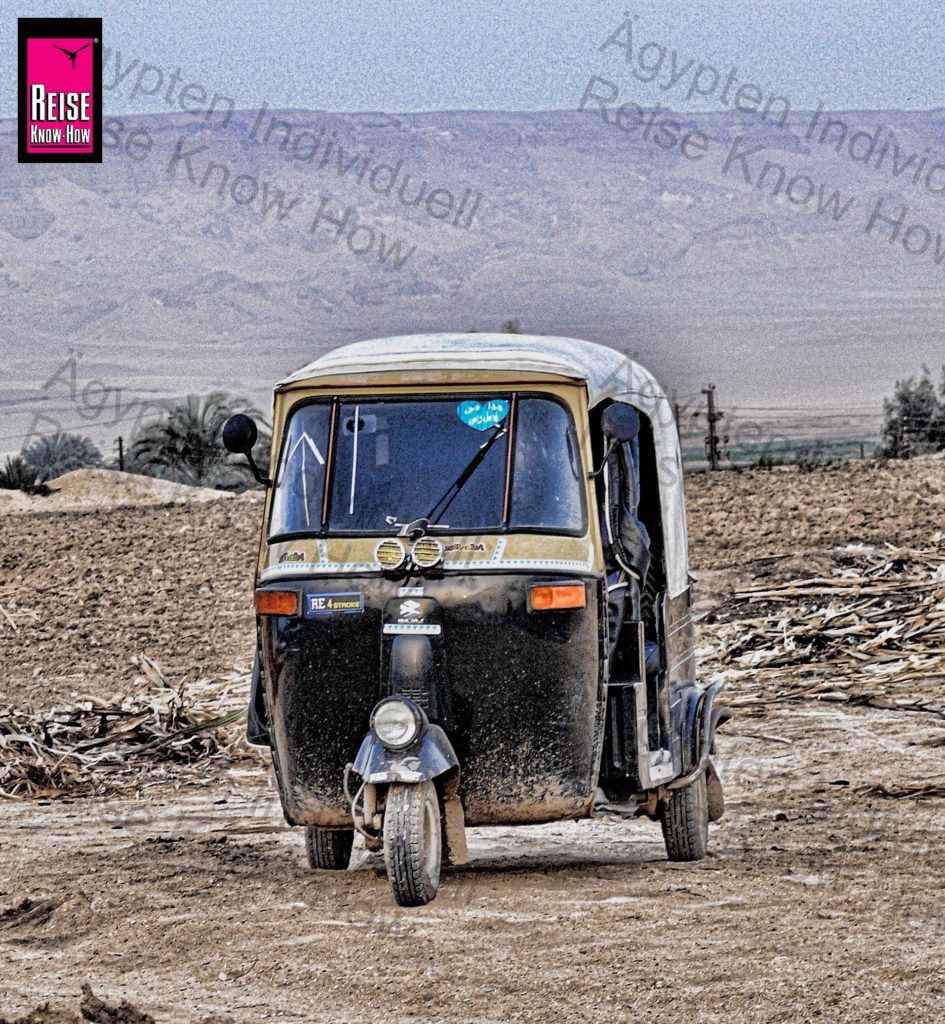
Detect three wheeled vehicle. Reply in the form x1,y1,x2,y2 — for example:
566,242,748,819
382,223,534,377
224,334,728,906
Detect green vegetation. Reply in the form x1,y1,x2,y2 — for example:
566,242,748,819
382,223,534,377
130,391,269,490
680,435,877,471
0,456,39,492
21,432,103,482
880,366,945,458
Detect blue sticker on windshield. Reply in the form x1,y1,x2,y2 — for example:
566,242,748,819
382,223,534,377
457,399,510,431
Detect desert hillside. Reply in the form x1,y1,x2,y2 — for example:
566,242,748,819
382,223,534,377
4,107,945,457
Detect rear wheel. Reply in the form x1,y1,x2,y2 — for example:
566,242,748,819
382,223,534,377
304,827,354,870
660,772,709,861
383,781,442,906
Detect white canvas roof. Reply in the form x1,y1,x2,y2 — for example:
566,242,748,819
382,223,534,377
282,334,689,595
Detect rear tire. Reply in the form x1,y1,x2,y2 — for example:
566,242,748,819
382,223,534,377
304,827,353,870
660,772,709,861
383,781,442,906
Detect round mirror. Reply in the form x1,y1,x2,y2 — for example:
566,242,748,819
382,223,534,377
600,403,640,443
222,413,258,454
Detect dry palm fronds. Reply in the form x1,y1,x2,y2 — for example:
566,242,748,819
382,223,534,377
0,657,253,799
701,545,945,715
858,782,945,800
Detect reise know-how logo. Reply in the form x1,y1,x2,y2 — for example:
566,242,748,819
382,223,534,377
18,17,102,163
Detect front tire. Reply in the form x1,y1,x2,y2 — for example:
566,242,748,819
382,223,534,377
660,772,709,861
304,827,354,870
383,781,442,906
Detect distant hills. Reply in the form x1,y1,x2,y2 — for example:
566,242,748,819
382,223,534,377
3,105,945,455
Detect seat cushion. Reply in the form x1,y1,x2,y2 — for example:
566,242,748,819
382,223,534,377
644,640,661,679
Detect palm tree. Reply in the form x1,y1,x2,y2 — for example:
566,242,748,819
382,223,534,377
22,432,103,482
131,392,269,489
0,456,39,491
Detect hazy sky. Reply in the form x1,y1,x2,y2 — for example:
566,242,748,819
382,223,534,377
5,0,944,116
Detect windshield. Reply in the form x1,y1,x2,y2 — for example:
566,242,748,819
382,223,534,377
268,394,585,537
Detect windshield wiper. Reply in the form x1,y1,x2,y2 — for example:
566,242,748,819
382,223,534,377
386,515,452,539
425,424,507,526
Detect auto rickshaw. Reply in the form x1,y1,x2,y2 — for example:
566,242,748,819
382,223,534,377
224,334,729,906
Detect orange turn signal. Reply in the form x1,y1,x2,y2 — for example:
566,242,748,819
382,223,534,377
530,583,587,611
254,589,300,616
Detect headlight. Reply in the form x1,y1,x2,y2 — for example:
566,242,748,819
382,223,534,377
375,538,408,570
371,698,422,749
412,536,444,568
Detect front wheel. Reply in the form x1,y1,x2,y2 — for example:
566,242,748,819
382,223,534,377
660,772,709,861
304,827,354,870
383,781,442,906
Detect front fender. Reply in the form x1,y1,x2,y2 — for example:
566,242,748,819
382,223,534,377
352,724,460,787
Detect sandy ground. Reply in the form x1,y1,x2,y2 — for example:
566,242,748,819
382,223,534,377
0,469,238,515
0,483,262,709
2,705,944,1023
1,460,944,1022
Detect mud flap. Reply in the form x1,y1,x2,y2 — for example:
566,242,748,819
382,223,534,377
246,649,271,748
442,794,468,866
706,759,725,822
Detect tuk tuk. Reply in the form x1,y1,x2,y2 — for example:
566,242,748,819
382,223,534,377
224,334,728,906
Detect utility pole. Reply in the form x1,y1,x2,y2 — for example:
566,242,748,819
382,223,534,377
117,436,125,472
671,390,681,434
702,385,723,470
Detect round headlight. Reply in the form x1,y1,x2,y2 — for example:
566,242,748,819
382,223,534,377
412,536,444,568
375,538,408,570
371,698,421,749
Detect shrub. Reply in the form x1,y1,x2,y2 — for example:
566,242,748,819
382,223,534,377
880,366,945,458
22,432,103,482
0,456,39,492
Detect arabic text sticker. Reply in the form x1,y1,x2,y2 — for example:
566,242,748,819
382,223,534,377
457,398,510,431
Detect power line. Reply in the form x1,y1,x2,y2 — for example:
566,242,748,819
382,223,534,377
730,406,881,411
0,418,141,444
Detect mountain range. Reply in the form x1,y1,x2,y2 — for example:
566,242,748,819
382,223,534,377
3,105,945,454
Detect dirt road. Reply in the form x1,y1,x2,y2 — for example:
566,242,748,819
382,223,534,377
2,703,944,1023
1,460,944,1022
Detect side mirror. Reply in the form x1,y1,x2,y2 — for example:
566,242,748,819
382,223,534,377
222,414,271,487
589,403,640,479
223,414,258,454
600,403,640,443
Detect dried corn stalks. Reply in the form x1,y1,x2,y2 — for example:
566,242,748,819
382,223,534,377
700,545,945,716
0,657,253,798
